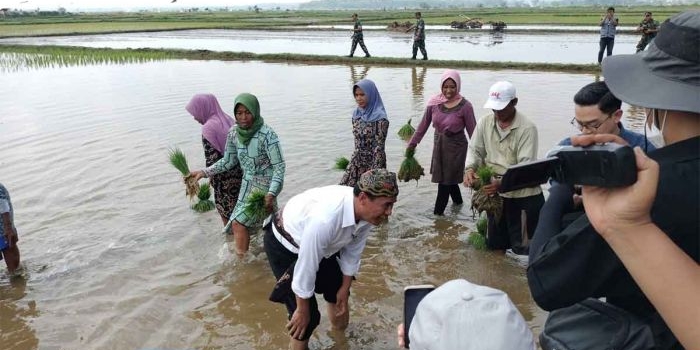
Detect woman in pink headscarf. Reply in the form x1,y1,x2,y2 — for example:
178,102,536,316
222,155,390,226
186,93,243,225
408,70,476,215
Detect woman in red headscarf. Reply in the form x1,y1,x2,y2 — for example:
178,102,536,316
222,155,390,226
186,93,243,225
408,70,476,215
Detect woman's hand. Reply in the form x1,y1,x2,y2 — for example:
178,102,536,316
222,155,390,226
264,193,275,213
186,170,205,182
572,134,659,239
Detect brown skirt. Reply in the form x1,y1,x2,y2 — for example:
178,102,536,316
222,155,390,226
430,131,468,184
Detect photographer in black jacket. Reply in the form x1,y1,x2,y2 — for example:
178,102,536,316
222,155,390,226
528,11,699,349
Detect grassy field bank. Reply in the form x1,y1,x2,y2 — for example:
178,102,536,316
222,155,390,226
0,6,693,38
0,44,601,73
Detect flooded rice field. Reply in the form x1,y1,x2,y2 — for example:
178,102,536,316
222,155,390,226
0,28,644,64
0,56,646,349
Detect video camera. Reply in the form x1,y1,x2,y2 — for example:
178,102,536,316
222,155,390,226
498,143,637,193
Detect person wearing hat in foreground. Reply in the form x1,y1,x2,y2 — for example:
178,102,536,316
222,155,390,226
528,10,699,349
396,279,536,350
463,81,544,256
264,169,398,350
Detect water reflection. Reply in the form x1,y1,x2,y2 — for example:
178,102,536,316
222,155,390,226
0,277,38,350
349,64,370,85
411,65,427,111
0,52,168,73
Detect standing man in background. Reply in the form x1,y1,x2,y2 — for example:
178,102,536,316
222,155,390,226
406,11,427,60
598,6,619,64
636,12,659,52
348,13,371,58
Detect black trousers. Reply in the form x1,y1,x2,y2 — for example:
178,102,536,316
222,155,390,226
263,224,343,341
598,37,615,63
350,36,370,56
412,39,427,59
486,193,544,255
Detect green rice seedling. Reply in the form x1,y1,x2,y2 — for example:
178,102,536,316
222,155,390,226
192,182,215,212
476,214,488,236
476,165,495,187
168,147,198,199
468,231,488,250
470,165,503,220
398,147,425,183
397,118,415,141
334,156,350,170
242,189,268,224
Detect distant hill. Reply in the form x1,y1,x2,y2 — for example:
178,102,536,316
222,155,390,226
299,0,699,10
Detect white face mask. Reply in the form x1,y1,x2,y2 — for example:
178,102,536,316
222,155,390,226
645,109,667,148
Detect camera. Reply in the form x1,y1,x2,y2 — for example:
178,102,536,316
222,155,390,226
498,143,637,193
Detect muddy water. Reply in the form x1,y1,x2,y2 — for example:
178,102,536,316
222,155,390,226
0,58,645,349
0,28,644,64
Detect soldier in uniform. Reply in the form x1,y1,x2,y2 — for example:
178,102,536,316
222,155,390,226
636,12,659,53
348,13,370,58
406,11,427,60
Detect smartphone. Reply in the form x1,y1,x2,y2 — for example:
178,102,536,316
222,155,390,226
403,284,435,348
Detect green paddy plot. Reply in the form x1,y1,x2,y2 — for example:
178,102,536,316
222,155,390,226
0,45,173,72
0,44,600,73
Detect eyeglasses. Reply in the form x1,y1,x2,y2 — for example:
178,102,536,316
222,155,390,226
235,110,253,118
570,113,613,132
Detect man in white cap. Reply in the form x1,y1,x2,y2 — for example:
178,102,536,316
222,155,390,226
528,10,699,349
463,81,544,256
397,279,536,350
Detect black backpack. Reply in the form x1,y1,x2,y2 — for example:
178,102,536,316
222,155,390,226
540,298,656,350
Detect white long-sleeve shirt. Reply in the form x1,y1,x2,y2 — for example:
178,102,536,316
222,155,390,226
274,185,373,299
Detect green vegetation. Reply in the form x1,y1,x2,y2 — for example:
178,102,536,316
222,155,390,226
0,45,604,73
398,147,425,183
0,5,691,38
468,214,488,250
334,156,350,170
242,190,268,224
168,147,198,199
192,182,216,213
398,119,416,141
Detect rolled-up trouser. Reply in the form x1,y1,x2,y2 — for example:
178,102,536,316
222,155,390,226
263,224,344,341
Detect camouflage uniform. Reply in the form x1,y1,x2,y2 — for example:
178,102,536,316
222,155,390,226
636,18,659,52
350,18,370,57
412,18,427,60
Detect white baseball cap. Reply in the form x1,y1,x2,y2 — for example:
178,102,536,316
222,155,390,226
409,279,535,350
483,81,517,111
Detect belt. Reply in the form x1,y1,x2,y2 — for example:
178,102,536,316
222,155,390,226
273,207,299,249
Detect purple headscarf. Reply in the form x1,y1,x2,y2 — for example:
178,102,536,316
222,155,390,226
427,69,464,107
186,93,234,154
352,79,388,122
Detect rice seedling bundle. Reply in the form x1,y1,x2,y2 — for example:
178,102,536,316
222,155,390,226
242,189,268,224
168,147,199,199
470,165,503,219
398,147,425,183
476,214,488,236
192,182,215,212
397,118,415,141
468,231,488,250
334,156,350,170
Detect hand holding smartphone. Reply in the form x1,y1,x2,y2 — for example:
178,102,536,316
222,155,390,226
403,284,435,348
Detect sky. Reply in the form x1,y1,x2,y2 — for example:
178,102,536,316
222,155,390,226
2,0,311,11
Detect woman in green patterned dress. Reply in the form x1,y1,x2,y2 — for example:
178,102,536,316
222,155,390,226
190,93,285,256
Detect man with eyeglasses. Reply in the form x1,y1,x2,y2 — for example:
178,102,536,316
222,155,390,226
636,12,659,53
558,81,655,152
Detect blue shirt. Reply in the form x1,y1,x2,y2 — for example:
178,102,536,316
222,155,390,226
557,123,656,152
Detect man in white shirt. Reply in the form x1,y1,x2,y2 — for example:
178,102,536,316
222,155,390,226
263,169,399,350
